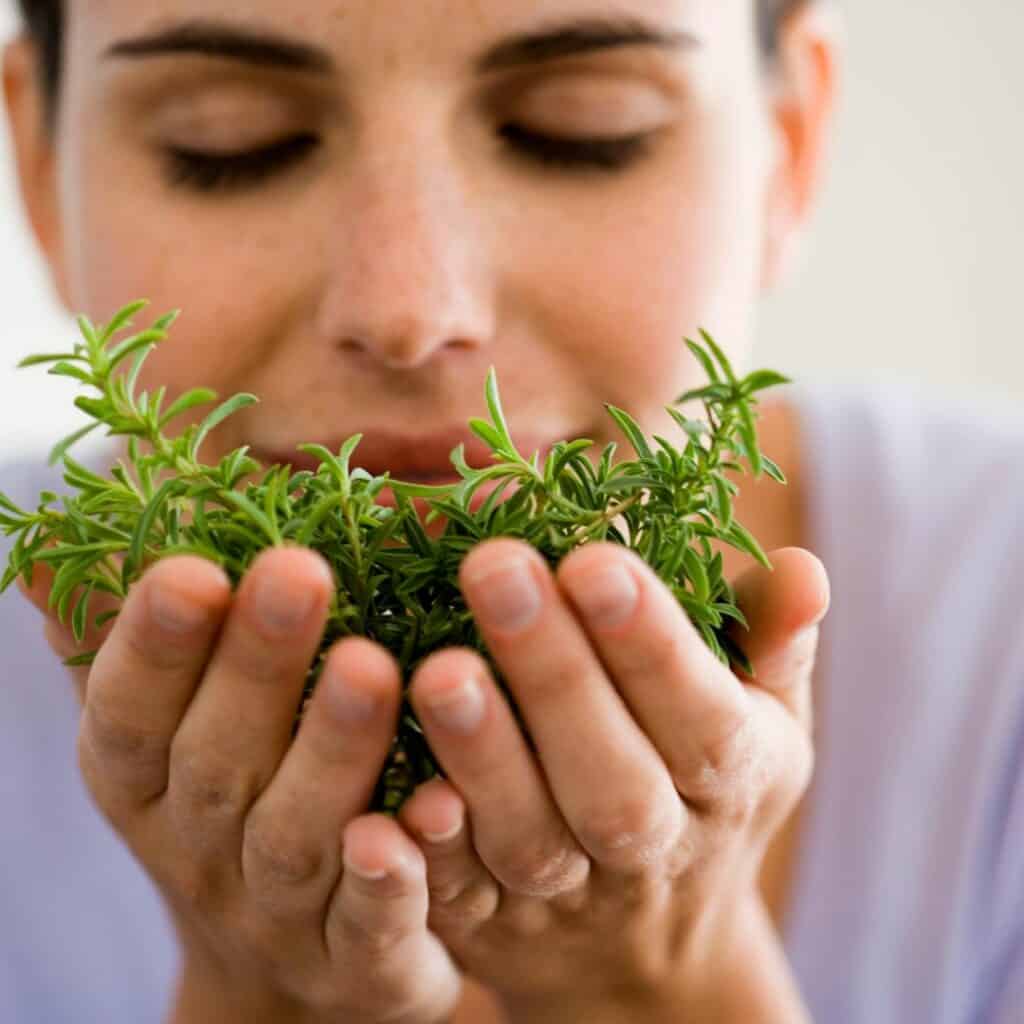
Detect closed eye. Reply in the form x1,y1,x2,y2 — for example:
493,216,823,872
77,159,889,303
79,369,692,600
161,133,320,192
499,123,654,172
160,123,654,194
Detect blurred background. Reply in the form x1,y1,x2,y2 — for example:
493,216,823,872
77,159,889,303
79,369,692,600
1,2,1022,461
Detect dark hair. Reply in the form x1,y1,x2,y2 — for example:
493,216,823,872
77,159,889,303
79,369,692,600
15,0,808,136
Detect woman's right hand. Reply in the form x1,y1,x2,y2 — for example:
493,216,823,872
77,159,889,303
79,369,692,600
19,546,460,1024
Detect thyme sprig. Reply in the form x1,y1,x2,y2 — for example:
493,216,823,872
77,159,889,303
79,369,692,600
0,300,791,811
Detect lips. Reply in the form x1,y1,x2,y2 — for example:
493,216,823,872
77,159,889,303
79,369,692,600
256,426,564,482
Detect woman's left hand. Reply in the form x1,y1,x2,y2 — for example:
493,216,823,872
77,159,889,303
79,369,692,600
395,538,830,1021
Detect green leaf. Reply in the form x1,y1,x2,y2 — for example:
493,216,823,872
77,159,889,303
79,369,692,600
34,541,124,562
98,299,149,343
760,455,787,485
741,369,792,394
666,406,709,445
75,314,99,350
603,404,653,462
684,337,721,384
71,581,96,644
63,650,99,668
94,609,122,629
723,519,772,569
681,544,710,604
483,366,516,452
127,477,179,575
17,351,76,368
737,403,763,476
698,329,738,385
47,421,103,467
106,328,168,370
125,342,157,405
467,418,507,455
158,387,217,428
49,553,92,624
711,471,734,530
46,360,97,386
190,393,259,460
0,492,27,517
151,309,182,333
220,490,281,545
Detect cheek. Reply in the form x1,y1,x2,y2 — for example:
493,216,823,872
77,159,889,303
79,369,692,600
54,104,310,429
525,105,767,423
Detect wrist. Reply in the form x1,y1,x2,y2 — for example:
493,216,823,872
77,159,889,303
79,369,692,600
500,893,809,1024
171,953,460,1024
170,955,331,1024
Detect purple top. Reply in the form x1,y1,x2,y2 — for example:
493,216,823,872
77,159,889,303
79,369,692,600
1,379,1022,1022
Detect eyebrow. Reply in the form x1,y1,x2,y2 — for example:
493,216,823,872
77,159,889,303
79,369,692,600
477,16,699,73
102,15,698,75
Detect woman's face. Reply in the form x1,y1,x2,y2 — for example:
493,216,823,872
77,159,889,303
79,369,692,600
6,0,833,488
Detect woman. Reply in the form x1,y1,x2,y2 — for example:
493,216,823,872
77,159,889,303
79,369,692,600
2,2,1022,1021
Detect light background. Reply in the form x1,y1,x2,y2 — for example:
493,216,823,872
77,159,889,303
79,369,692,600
1,3,1022,462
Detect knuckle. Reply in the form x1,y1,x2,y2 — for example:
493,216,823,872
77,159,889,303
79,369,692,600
633,617,689,677
82,695,170,767
165,859,226,919
526,664,579,705
703,707,756,778
124,608,197,672
491,840,587,897
341,913,417,958
244,817,327,887
170,741,254,817
759,732,815,828
576,798,679,867
428,877,499,920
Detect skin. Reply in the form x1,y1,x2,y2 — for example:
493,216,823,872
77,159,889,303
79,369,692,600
4,1,842,1020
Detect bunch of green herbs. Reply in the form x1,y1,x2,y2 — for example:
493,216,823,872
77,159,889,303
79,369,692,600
0,300,791,811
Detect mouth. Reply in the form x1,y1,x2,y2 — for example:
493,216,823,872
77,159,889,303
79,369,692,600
254,425,567,482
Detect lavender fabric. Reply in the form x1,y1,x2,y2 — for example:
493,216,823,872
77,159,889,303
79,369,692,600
1,379,1022,1023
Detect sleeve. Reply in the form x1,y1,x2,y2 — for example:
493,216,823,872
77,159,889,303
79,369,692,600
975,733,1024,1024
983,938,1024,1023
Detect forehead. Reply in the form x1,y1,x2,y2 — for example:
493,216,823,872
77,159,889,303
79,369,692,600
77,0,731,66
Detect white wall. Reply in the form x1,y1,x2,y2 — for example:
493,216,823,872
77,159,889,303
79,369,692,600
1,2,1022,462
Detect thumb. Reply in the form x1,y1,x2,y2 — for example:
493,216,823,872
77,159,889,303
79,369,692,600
725,546,830,733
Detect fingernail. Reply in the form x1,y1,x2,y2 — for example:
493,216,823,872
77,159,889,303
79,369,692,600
149,582,208,633
465,557,541,631
324,670,378,725
421,815,464,845
250,567,319,631
567,563,638,629
424,677,486,735
343,848,389,881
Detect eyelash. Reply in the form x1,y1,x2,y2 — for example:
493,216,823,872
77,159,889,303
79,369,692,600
162,133,320,192
161,125,653,193
498,123,652,173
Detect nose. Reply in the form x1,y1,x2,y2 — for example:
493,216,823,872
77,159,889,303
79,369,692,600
316,132,494,372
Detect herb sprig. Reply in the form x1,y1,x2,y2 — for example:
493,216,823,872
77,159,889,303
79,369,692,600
0,300,791,811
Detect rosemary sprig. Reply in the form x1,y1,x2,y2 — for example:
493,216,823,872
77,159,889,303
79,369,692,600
0,301,791,811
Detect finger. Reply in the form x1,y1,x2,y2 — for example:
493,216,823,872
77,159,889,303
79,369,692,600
167,546,333,852
459,538,683,873
399,778,501,926
77,556,232,811
557,541,758,814
726,547,831,734
407,650,590,896
242,637,403,918
329,814,461,1021
19,552,123,703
